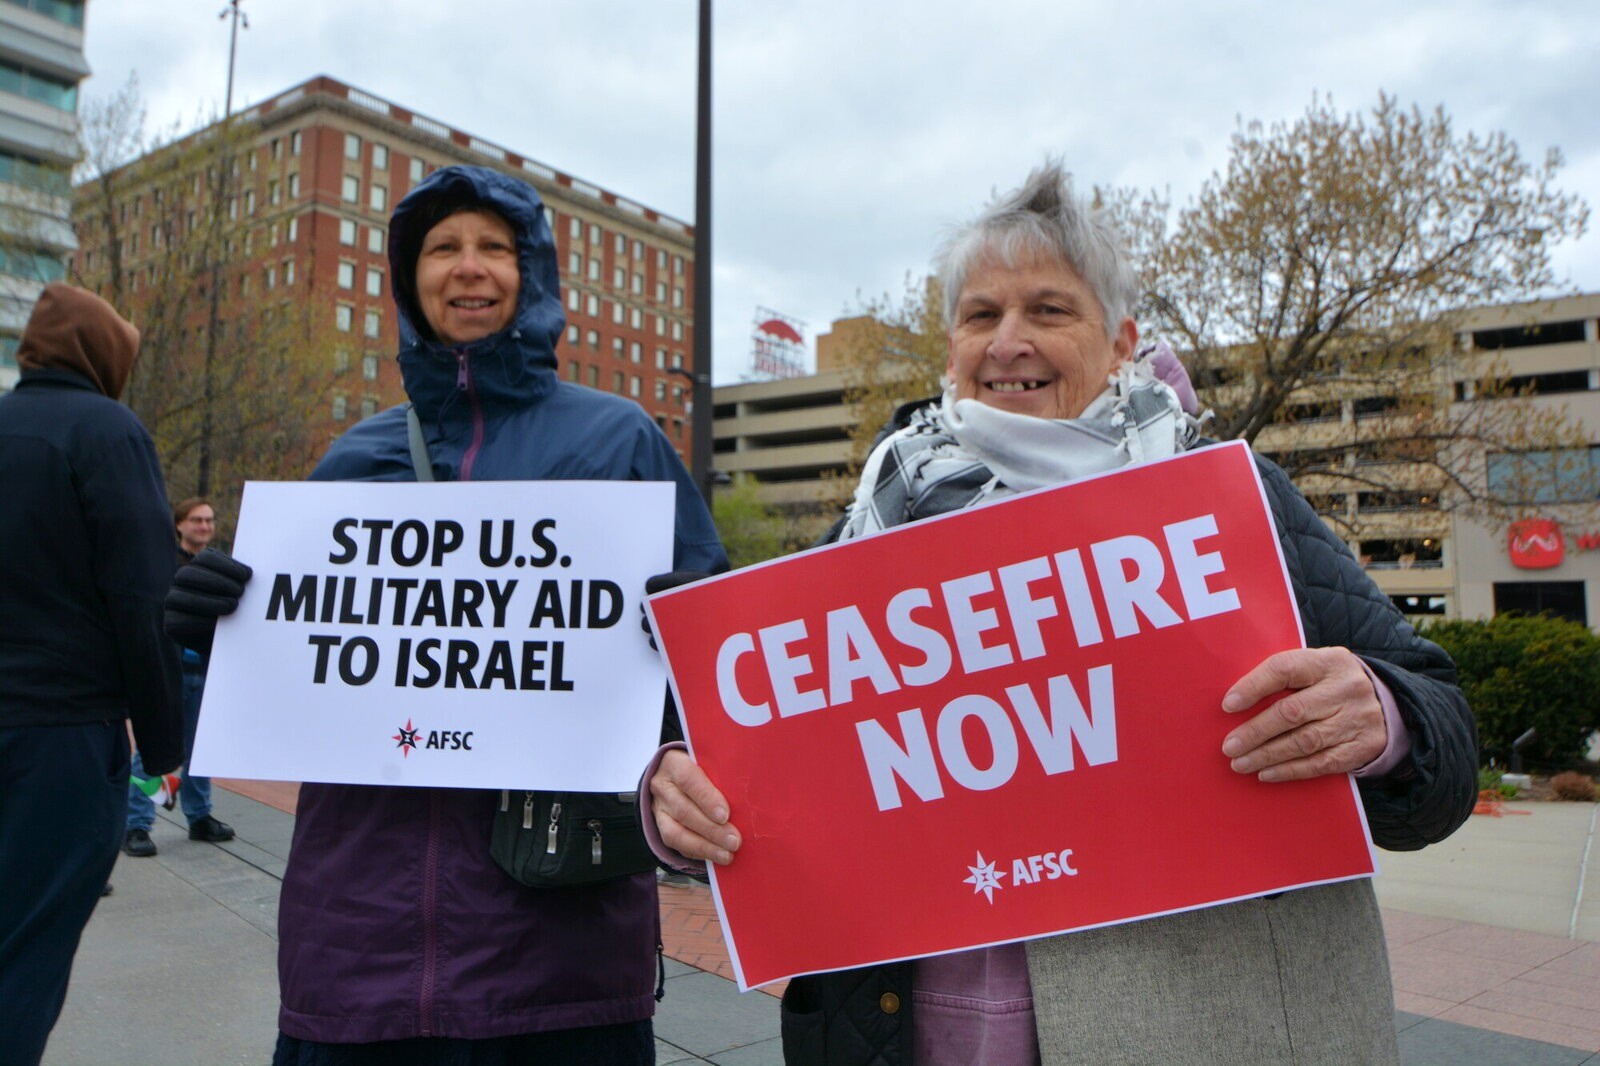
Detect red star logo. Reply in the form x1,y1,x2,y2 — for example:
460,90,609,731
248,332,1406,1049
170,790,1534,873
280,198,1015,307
393,719,420,757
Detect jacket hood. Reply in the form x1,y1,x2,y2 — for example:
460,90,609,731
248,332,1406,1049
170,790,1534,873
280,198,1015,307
16,283,140,400
388,166,566,420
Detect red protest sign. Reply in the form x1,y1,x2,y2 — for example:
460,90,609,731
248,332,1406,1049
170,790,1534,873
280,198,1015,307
648,441,1375,990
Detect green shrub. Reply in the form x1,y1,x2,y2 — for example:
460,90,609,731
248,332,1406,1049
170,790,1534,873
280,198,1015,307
1422,614,1600,767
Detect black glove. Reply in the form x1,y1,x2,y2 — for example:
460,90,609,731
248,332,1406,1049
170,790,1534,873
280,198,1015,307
165,548,254,654
640,570,711,649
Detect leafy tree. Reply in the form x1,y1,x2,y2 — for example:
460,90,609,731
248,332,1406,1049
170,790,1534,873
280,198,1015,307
712,474,790,568
832,93,1592,539
72,77,335,518
1117,93,1591,534
829,276,946,509
1422,614,1600,766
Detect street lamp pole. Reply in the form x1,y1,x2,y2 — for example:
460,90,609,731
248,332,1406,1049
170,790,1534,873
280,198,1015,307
689,0,714,505
198,0,247,496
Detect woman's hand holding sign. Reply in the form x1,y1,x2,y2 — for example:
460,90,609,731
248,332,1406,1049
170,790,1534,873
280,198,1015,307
650,750,741,866
1221,647,1388,782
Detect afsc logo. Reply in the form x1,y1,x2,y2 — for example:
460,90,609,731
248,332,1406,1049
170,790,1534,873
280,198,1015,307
391,718,475,758
962,847,1078,905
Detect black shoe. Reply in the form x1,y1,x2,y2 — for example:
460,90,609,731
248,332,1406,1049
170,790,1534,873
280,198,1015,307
123,828,157,857
187,815,235,842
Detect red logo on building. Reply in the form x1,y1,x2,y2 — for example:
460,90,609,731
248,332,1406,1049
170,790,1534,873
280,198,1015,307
1508,519,1564,569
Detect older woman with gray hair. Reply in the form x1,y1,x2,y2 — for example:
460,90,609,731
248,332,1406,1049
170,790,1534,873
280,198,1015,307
649,161,1476,1065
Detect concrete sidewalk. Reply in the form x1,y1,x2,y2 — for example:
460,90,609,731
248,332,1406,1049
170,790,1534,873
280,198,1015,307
41,789,1599,1065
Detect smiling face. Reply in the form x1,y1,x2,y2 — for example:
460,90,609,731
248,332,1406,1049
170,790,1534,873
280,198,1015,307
947,248,1137,420
415,209,520,346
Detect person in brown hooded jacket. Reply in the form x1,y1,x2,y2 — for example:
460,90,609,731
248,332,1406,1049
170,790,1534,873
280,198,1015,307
0,283,185,1066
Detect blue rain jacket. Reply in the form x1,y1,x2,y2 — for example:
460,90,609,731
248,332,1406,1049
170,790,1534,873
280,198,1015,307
277,166,726,1043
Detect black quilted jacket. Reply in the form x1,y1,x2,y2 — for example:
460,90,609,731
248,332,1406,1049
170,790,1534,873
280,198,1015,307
781,434,1478,1066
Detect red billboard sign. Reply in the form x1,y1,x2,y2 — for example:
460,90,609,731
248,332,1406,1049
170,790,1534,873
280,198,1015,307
648,442,1375,989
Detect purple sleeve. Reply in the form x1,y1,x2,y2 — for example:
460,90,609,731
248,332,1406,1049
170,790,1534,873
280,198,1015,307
1353,662,1413,779
639,741,708,875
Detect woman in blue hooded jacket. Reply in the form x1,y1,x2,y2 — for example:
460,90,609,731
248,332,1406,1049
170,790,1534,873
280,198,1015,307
264,166,726,1064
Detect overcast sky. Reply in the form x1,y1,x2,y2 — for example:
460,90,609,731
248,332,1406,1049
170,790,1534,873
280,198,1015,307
83,0,1600,383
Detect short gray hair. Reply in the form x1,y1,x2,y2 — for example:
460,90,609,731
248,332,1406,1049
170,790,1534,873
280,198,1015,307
935,160,1137,338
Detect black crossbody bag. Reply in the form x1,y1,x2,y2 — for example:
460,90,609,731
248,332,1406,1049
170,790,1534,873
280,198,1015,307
407,406,657,887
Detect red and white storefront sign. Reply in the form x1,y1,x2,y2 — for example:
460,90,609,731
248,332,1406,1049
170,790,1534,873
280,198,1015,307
1508,518,1565,569
648,442,1376,989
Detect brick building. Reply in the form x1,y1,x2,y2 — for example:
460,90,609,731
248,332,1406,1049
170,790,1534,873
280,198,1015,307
71,75,698,459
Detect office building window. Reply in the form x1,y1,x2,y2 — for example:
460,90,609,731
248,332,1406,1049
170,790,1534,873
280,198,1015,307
568,252,581,275
587,330,600,349
589,223,601,246
612,302,623,325
0,60,77,112
410,157,424,182
345,133,361,160
284,258,296,285
288,173,300,198
566,289,579,311
340,219,357,245
336,304,354,332
366,268,382,297
1494,581,1587,626
672,287,684,308
629,376,641,398
362,354,379,381
332,394,347,420
1487,448,1600,505
586,294,599,316
569,217,582,239
630,342,642,363
671,321,683,341
630,308,642,329
615,233,626,254
288,216,299,241
588,259,601,281
654,380,666,401
364,309,381,338
613,371,624,392
337,261,355,289
342,175,359,203
291,130,302,154
613,267,625,288
372,143,389,169
370,185,387,212
587,365,599,388
612,337,625,357
566,325,579,346
367,227,384,254
361,396,378,419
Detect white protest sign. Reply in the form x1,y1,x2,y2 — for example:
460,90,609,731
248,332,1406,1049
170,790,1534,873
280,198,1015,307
191,480,676,791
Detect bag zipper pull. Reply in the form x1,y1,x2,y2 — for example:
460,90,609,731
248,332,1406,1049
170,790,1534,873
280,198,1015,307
546,800,563,854
499,789,509,812
522,791,535,830
589,819,603,865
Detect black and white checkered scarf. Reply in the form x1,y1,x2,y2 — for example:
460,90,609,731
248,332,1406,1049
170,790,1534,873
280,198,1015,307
840,360,1200,540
